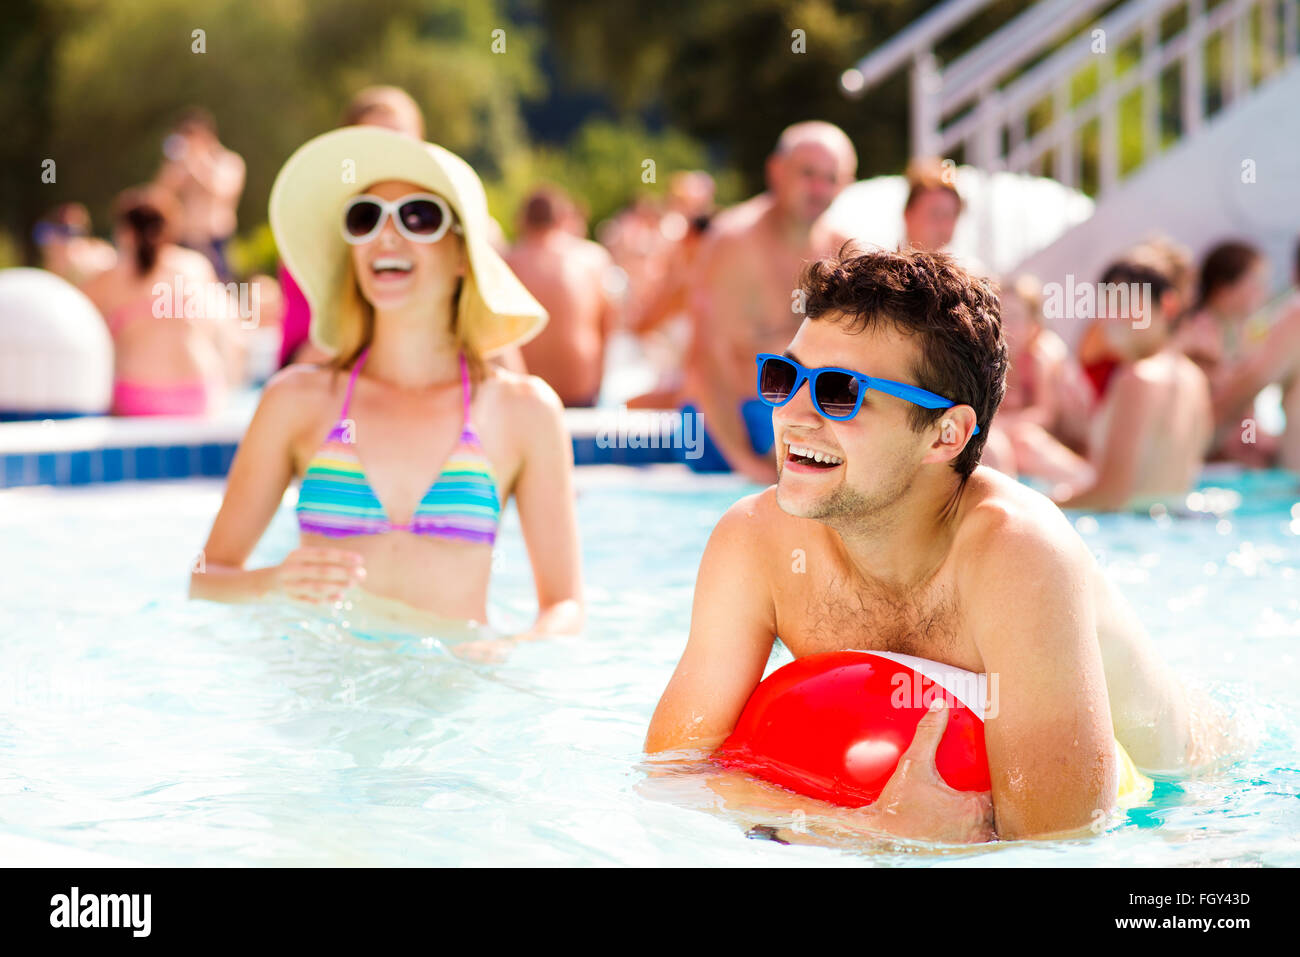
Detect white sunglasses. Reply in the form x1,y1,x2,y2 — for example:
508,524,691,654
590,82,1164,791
341,192,463,245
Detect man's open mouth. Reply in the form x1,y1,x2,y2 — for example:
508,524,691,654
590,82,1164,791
785,443,844,469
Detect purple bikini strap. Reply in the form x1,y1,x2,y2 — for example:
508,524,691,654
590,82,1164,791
340,347,370,419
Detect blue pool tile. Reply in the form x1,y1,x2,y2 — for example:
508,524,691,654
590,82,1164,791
101,447,125,482
68,450,92,485
3,455,23,487
198,443,223,475
164,445,190,478
572,436,598,466
134,446,161,480
36,454,57,485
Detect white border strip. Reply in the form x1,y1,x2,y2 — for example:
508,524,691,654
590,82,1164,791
851,649,988,718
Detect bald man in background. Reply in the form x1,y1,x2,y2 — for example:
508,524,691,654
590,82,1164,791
507,186,618,406
683,121,857,481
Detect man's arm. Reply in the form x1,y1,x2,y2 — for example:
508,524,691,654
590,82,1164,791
185,145,246,205
645,494,776,752
645,492,995,843
960,508,1118,839
593,244,621,342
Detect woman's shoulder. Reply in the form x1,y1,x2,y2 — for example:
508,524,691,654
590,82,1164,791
255,362,342,423
479,366,568,449
482,365,564,413
160,245,217,279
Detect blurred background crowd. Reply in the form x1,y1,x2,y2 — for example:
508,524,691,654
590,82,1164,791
2,0,1297,507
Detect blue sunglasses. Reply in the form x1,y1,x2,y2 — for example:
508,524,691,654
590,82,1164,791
755,353,979,434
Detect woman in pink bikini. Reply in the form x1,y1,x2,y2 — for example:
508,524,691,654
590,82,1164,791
80,185,243,416
190,127,582,656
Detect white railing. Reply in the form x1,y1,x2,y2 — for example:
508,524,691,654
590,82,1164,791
844,0,1300,198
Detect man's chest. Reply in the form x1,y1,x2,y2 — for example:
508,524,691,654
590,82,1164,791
775,574,981,671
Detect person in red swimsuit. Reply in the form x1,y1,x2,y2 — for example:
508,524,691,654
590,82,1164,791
1078,236,1194,400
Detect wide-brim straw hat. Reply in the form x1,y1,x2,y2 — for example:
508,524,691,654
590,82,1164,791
268,126,546,356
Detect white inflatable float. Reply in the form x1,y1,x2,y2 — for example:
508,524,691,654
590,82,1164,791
0,268,113,417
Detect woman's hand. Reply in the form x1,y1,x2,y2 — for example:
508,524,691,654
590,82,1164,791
274,547,366,604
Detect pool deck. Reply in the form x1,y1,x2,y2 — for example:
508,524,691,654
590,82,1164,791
0,390,690,489
2,388,1283,491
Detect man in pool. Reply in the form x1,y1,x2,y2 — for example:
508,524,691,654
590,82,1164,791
507,185,617,407
646,247,1235,843
682,121,857,483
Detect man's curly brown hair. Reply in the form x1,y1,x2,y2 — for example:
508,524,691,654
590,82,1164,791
800,245,1007,477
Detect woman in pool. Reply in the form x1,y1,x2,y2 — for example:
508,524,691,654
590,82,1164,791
1172,241,1274,465
81,185,243,416
983,274,1095,485
190,127,583,654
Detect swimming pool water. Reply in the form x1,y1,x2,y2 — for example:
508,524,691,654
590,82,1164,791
0,467,1297,866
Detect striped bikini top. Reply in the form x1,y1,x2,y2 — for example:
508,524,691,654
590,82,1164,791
296,348,500,545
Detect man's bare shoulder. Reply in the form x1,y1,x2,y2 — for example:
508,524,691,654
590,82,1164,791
1117,351,1206,399
573,235,611,260
710,485,798,542
708,193,772,236
713,485,778,538
815,217,856,255
954,468,1088,573
1172,351,1211,389
572,235,614,276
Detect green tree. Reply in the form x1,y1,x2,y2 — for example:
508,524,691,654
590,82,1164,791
1,0,544,266
541,0,1038,189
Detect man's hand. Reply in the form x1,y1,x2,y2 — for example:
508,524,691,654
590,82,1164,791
868,700,995,844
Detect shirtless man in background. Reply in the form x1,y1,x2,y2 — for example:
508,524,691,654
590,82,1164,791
1053,260,1212,511
507,186,617,407
155,107,246,281
647,249,1236,844
684,121,857,482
